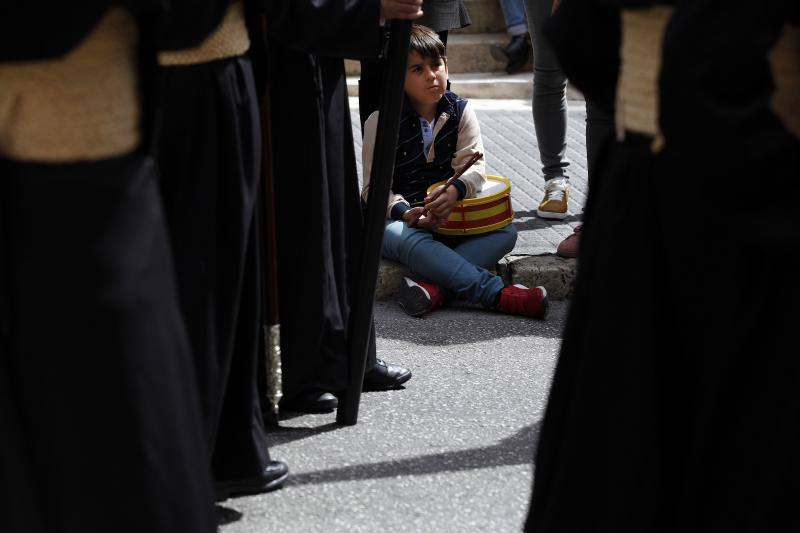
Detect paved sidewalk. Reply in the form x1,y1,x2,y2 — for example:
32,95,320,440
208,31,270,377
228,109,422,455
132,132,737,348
350,97,588,300
219,300,567,532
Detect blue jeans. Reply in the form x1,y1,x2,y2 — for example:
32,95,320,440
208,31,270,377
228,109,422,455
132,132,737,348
382,221,517,308
500,0,528,36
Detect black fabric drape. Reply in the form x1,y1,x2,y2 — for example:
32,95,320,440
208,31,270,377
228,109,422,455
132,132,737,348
156,0,235,51
0,155,216,533
263,0,382,56
526,1,800,531
266,7,381,403
157,55,272,481
269,46,349,400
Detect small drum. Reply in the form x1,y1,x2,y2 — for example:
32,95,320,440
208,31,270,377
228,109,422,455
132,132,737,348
426,175,514,236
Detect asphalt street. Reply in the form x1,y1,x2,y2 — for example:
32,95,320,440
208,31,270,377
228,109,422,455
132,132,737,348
218,299,568,532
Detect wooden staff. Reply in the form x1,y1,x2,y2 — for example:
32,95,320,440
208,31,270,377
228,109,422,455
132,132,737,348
258,17,282,418
337,20,413,426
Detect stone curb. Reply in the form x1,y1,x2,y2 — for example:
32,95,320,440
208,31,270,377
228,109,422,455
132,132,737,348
375,254,577,302
497,254,577,300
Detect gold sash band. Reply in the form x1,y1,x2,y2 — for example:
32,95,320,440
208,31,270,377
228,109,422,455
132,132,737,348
0,8,140,163
615,6,673,153
158,2,250,66
769,24,800,140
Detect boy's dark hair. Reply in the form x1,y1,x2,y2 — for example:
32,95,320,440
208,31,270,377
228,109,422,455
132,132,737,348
409,24,446,60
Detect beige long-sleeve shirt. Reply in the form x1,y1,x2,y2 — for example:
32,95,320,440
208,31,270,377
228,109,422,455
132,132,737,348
360,100,487,218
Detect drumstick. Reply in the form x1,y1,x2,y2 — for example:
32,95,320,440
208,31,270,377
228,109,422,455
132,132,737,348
425,151,484,207
407,151,484,227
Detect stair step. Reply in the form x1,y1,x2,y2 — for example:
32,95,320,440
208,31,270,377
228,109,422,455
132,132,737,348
346,72,586,101
345,33,530,76
347,71,530,100
458,0,507,33
446,32,527,73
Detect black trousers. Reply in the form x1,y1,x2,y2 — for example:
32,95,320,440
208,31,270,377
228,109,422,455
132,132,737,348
0,154,215,533
157,55,272,482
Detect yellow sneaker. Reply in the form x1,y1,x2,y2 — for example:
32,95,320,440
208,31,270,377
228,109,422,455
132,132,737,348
537,177,569,220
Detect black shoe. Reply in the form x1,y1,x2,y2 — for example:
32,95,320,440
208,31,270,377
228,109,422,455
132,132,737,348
215,461,289,501
281,390,338,413
363,358,412,390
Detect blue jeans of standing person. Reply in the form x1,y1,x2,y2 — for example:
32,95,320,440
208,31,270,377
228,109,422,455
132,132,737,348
382,221,518,308
500,0,528,36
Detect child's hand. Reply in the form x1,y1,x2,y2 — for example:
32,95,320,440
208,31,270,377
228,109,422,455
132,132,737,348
424,185,459,220
402,207,443,230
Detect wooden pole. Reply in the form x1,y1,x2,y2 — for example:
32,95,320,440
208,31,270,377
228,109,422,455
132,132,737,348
258,17,283,420
337,20,412,425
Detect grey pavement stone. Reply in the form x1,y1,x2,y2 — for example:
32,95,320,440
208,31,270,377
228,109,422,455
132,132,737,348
351,99,586,301
219,300,567,533
500,255,577,300
375,259,411,301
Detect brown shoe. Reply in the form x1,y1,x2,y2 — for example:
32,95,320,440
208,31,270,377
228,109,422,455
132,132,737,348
537,177,569,220
556,225,581,258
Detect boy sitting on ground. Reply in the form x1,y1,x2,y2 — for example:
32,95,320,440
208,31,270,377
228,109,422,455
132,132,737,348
361,24,548,319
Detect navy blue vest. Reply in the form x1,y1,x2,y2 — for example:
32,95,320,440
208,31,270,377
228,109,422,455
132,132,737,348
392,91,468,206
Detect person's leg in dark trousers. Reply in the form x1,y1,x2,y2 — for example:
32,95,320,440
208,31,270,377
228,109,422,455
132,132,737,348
586,99,614,181
554,99,614,257
359,57,383,129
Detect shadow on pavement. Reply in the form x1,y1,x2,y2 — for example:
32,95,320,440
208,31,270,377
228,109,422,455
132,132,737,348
512,212,583,230
284,421,542,487
374,301,568,344
267,422,342,446
215,505,243,526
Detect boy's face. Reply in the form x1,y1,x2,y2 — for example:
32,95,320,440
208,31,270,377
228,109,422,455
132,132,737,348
404,51,448,107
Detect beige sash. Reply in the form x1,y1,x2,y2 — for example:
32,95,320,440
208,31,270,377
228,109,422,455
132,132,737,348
0,8,140,162
615,6,673,153
769,24,800,140
158,2,250,66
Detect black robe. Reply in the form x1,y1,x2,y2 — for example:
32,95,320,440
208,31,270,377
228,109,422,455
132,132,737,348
526,1,800,531
265,3,383,403
156,0,275,485
0,6,215,530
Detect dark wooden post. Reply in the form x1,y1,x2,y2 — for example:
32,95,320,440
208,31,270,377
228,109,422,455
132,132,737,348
337,20,412,425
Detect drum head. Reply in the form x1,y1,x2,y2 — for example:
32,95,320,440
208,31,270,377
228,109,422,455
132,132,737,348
475,177,506,198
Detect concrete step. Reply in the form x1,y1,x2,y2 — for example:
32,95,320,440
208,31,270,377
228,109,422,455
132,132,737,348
346,71,531,99
347,72,588,101
375,255,576,302
446,32,527,73
345,32,528,76
459,0,506,33
450,72,533,99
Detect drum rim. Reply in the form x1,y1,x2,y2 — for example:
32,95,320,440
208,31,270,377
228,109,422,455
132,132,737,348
426,175,511,207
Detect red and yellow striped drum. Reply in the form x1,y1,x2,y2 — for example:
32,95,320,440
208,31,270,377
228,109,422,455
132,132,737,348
426,175,514,236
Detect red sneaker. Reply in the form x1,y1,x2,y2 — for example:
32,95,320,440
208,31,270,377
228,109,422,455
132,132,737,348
495,284,549,319
397,277,444,317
